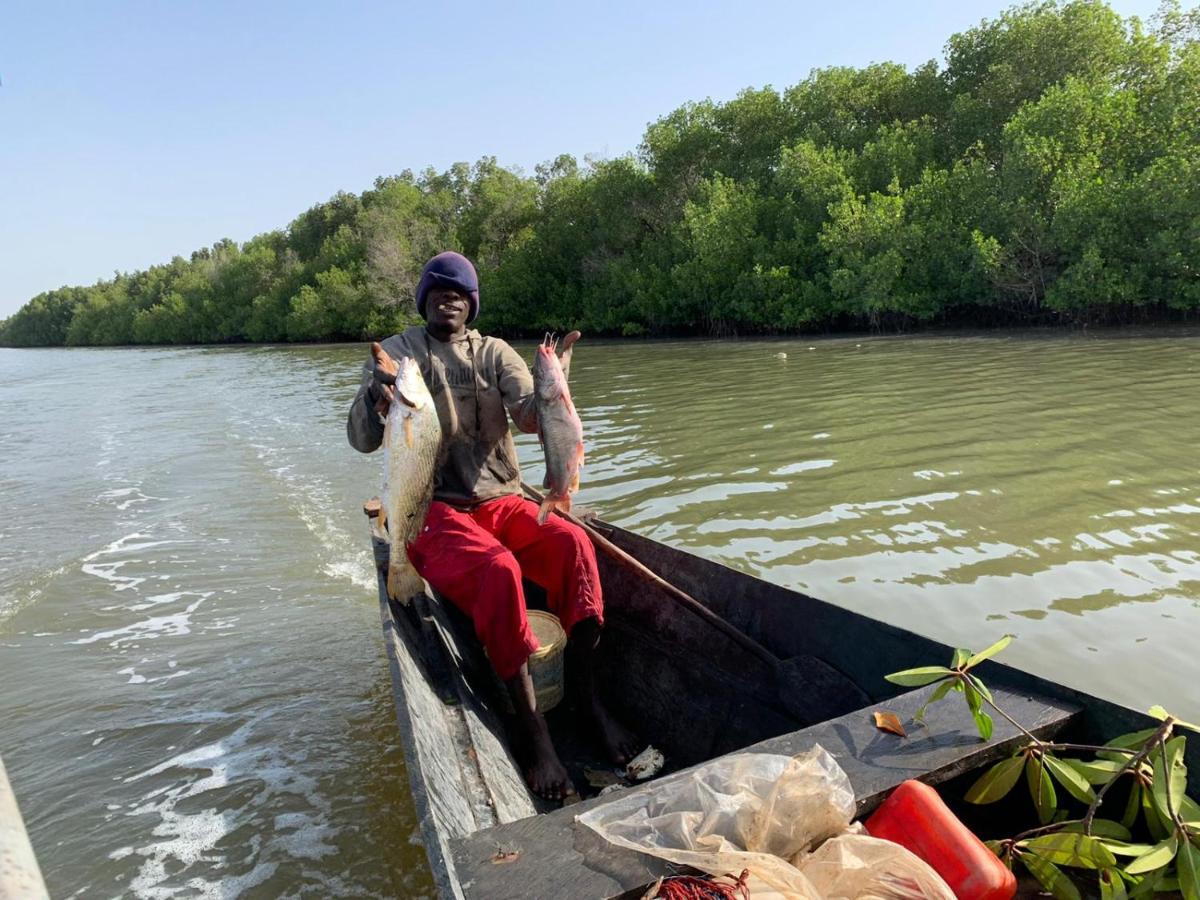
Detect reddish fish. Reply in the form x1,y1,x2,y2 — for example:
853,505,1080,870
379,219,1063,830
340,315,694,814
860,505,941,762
533,331,584,525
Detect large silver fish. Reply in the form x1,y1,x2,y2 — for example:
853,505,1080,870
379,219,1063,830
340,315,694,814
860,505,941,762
378,357,442,602
533,331,584,525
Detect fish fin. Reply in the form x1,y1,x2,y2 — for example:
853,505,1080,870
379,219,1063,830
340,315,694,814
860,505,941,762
569,469,580,493
404,415,414,448
559,330,580,381
386,562,422,605
537,496,556,525
561,492,572,514
576,442,585,467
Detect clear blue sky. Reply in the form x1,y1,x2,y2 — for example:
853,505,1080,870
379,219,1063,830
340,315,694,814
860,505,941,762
0,0,1163,317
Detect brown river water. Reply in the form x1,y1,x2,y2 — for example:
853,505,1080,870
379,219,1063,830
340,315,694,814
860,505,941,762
2,331,1199,897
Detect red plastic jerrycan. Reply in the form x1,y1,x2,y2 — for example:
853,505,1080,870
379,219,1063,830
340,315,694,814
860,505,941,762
865,779,1016,900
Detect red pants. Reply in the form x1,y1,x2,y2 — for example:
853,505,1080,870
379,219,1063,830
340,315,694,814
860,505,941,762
407,494,604,681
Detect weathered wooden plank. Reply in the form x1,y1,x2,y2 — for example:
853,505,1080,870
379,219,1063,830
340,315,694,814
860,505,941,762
449,682,1080,900
0,754,49,900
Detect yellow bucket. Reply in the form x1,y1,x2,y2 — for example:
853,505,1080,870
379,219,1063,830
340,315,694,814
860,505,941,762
528,611,566,712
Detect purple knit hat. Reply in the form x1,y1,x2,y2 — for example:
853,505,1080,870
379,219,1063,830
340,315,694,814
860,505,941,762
415,251,480,323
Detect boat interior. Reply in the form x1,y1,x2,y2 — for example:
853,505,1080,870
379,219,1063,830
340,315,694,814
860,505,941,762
372,517,1167,898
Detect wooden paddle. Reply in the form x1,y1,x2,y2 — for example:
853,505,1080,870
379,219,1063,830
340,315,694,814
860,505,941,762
520,482,870,724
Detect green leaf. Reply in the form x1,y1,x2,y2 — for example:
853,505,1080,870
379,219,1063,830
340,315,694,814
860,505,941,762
1121,783,1142,830
1064,758,1128,785
1150,735,1187,822
973,709,995,741
1061,819,1131,841
1127,868,1167,898
913,679,956,722
966,756,1025,804
966,673,994,703
1180,794,1200,825
966,634,1014,668
1179,839,1200,900
1023,832,1117,868
1124,834,1178,875
1098,728,1158,762
951,647,971,668
1099,866,1127,900
1021,854,1081,900
1043,754,1096,804
884,665,954,687
1142,781,1171,840
1099,839,1156,856
1142,710,1200,734
1027,755,1058,825
964,679,982,715
1144,705,1198,732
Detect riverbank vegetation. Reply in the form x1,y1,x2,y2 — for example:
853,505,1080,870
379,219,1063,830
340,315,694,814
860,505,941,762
3,0,1198,347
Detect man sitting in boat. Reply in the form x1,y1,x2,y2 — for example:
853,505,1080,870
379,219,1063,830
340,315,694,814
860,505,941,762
347,251,639,801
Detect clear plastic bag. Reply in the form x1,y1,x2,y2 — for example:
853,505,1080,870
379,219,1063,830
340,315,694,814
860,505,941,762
576,746,955,900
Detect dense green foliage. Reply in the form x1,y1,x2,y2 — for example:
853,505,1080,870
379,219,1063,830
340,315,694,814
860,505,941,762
4,0,1199,347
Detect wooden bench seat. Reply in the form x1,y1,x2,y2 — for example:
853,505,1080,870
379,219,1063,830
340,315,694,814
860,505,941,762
448,682,1082,899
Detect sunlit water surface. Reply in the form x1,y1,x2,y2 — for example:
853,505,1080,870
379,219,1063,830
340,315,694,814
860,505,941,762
2,331,1199,896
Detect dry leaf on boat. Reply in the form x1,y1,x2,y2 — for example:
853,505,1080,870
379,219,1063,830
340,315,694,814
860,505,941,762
873,711,907,737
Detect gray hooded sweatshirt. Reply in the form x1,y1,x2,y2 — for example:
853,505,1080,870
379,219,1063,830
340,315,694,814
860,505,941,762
347,326,537,508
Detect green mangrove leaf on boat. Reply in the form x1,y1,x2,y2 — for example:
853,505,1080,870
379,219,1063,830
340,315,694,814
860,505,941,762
1126,868,1168,899
1142,780,1171,840
1044,754,1097,804
966,672,993,703
973,709,995,741
1123,834,1178,875
1021,853,1081,900
1064,758,1127,785
1061,819,1131,841
966,634,1013,668
951,647,971,668
1027,755,1058,825
914,679,956,722
1099,867,1127,900
1150,735,1187,823
1121,783,1142,830
1099,839,1156,857
966,756,1025,804
1023,832,1117,868
884,665,953,687
1147,705,1200,733
1098,728,1159,762
1180,794,1200,825
1178,839,1200,900
965,679,982,715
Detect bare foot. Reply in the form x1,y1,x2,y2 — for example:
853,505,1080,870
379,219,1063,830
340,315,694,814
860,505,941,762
589,698,641,767
525,729,575,802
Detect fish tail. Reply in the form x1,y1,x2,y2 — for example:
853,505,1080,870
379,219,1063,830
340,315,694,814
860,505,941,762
386,561,423,605
537,493,571,525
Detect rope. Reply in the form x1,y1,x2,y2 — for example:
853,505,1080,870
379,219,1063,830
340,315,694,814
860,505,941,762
648,869,751,900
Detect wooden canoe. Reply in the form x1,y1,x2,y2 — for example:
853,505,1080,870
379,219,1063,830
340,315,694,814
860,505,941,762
368,512,1172,899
